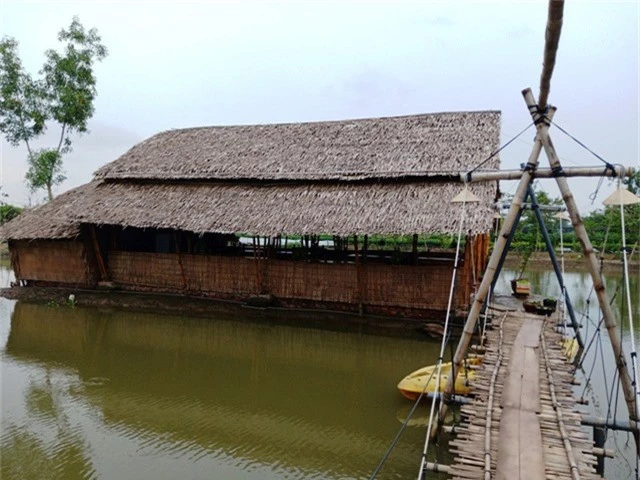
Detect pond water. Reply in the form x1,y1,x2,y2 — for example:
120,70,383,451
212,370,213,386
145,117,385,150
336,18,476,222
0,260,638,479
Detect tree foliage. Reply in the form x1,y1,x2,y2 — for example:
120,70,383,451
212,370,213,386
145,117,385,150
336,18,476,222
0,204,23,225
504,177,640,256
0,188,23,225
582,173,640,253
25,149,66,200
0,17,107,201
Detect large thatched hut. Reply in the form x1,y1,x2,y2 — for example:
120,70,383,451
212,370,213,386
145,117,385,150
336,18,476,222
3,110,501,319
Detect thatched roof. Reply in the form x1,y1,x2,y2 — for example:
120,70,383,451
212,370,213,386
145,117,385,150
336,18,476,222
96,111,500,181
0,186,84,240
3,111,501,240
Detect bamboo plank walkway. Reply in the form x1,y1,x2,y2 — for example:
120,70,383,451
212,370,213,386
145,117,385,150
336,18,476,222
448,303,601,479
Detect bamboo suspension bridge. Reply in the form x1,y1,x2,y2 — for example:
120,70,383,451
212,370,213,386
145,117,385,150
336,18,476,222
370,1,640,478
446,305,603,479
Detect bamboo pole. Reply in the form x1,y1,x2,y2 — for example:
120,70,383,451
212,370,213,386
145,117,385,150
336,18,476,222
462,165,629,183
538,0,564,109
523,87,639,446
436,101,556,432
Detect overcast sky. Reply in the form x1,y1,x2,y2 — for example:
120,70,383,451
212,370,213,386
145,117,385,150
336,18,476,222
0,1,638,213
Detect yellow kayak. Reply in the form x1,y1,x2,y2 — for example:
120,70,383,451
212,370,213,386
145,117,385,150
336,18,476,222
397,339,578,402
397,356,482,401
560,337,579,362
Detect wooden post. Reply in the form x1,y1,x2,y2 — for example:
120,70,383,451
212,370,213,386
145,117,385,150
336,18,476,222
9,240,21,282
354,234,363,315
412,234,419,264
538,0,564,109
437,99,556,433
173,231,187,290
109,227,117,250
252,236,261,294
363,234,368,263
90,225,109,282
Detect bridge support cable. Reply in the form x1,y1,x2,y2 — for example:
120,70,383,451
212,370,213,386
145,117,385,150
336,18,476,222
526,184,584,358
616,180,640,410
417,183,471,480
368,368,438,480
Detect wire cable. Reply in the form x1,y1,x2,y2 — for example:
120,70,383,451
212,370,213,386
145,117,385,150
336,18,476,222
368,367,439,480
551,121,616,171
417,188,470,480
465,121,535,178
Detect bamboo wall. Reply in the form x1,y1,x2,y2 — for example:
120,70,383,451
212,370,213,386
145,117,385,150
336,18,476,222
9,233,490,317
109,251,468,314
11,240,94,286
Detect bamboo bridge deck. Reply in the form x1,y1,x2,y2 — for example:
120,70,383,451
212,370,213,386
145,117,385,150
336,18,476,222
448,302,602,479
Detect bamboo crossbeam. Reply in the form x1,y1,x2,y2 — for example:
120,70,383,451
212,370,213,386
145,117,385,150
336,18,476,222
423,462,451,474
580,416,640,433
463,165,631,183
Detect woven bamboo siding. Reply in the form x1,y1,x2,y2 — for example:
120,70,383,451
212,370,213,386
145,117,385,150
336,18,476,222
12,240,91,285
109,251,466,312
109,252,258,296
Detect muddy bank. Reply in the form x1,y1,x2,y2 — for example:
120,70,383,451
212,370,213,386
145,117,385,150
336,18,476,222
503,251,640,269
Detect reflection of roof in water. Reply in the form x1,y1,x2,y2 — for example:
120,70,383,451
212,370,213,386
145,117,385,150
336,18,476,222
5,302,443,477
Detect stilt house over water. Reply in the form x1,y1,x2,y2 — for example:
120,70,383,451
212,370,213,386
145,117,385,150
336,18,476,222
2,111,500,319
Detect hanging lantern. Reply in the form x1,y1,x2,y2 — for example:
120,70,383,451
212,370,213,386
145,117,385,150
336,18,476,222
451,186,481,203
553,211,570,220
602,187,640,206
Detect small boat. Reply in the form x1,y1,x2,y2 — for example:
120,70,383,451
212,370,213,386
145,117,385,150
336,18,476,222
511,278,531,297
397,337,578,402
560,337,579,363
397,357,482,400
523,299,556,316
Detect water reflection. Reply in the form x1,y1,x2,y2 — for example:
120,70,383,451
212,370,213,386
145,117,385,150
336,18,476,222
1,262,638,479
498,264,640,479
1,294,450,479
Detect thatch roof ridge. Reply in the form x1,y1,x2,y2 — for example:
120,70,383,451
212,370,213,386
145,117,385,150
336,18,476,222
95,110,501,182
98,108,501,143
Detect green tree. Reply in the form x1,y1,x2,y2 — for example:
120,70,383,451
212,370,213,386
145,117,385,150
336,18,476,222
0,17,107,201
0,187,23,225
0,204,23,225
624,169,640,195
582,172,640,254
